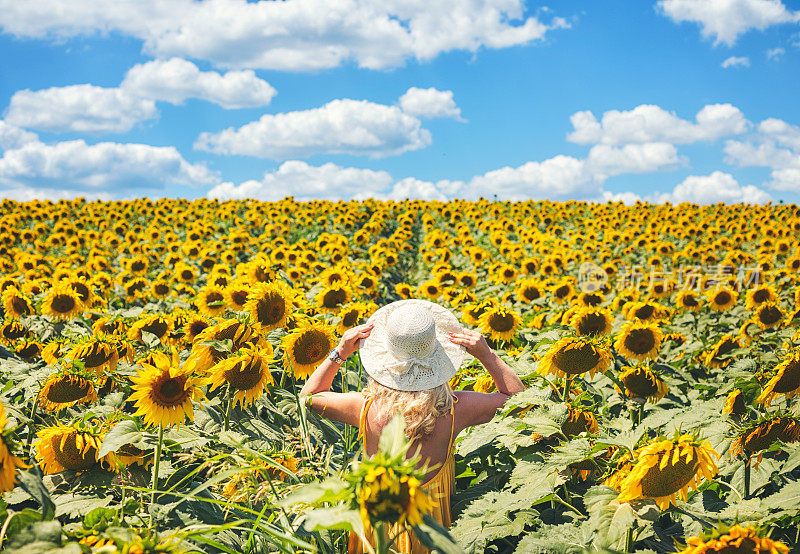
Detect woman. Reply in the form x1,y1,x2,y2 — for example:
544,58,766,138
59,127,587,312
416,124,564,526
300,299,525,553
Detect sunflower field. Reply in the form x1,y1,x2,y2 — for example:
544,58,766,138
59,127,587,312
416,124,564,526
1,197,800,553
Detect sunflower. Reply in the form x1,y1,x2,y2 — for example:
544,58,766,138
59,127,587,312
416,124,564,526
679,524,789,554
127,314,173,345
114,443,154,469
745,284,779,310
0,321,29,344
615,321,663,362
0,403,29,492
753,302,783,330
35,423,116,474
1,287,34,318
550,280,574,304
92,316,128,337
706,286,738,311
187,319,265,373
41,285,84,320
561,406,599,438
15,339,42,361
282,320,337,380
624,301,670,322
67,335,120,376
37,366,97,412
394,283,413,299
478,306,522,342
617,432,718,510
41,337,69,365
182,314,212,344
195,285,227,318
757,351,800,404
731,416,800,461
357,466,434,529
245,281,294,332
128,348,206,428
416,280,441,300
570,307,614,337
539,337,613,379
704,334,742,369
315,284,351,314
618,363,668,403
337,301,373,335
224,280,251,311
516,279,544,303
151,280,171,299
675,290,703,312
461,299,499,327
209,347,274,409
723,389,747,417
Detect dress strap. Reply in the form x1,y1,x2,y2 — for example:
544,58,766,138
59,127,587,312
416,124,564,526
358,392,374,440
447,394,458,453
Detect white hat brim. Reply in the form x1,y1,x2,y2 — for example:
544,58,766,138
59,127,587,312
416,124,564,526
360,299,466,391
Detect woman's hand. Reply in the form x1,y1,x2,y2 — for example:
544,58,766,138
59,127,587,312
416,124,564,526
448,328,493,362
337,323,374,360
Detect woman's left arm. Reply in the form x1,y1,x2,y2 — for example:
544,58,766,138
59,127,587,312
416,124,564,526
299,323,373,426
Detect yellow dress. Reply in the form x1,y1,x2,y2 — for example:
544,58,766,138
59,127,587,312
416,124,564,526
348,393,457,554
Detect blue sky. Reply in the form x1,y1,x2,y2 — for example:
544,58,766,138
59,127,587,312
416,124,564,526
0,0,799,203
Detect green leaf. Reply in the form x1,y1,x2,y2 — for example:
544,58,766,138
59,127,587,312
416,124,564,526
584,486,636,550
83,507,116,530
300,505,366,540
378,413,408,457
17,471,55,521
53,494,112,519
279,478,351,507
413,514,464,554
97,419,144,458
513,522,589,553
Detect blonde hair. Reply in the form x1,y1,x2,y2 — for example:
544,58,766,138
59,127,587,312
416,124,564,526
366,377,454,443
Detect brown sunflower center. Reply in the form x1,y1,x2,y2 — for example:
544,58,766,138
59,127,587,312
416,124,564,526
152,374,190,406
682,295,699,307
714,291,732,306
622,368,658,397
181,270,194,280
11,295,31,316
713,338,738,360
742,418,800,453
522,286,540,301
256,294,286,325
51,294,76,314
293,330,332,365
551,342,601,375
576,313,605,335
188,320,210,337
624,329,656,355
773,359,800,393
342,310,361,328
223,358,264,391
322,289,347,309
131,260,146,272
205,292,224,305
71,282,90,301
488,313,516,333
752,288,770,303
640,447,699,498
51,430,97,471
230,290,248,307
583,294,602,307
154,284,170,295
633,304,655,320
758,305,782,325
142,319,169,338
44,376,92,403
555,285,570,298
80,344,114,368
561,409,596,438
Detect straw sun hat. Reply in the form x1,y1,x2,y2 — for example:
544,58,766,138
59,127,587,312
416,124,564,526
360,299,467,392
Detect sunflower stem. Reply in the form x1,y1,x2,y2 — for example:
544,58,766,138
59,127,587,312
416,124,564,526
150,423,164,522
24,396,38,457
743,456,751,499
374,522,389,554
223,384,233,432
563,375,573,401
624,526,634,553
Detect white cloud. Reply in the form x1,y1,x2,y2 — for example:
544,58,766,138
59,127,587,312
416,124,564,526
4,85,157,133
0,185,114,202
651,171,771,204
195,98,432,159
207,161,393,201
0,120,38,151
721,55,749,68
0,0,569,71
766,47,785,60
657,0,800,46
600,190,643,204
464,155,592,200
568,104,749,145
0,138,218,194
724,117,800,191
585,143,683,178
120,58,276,108
398,87,463,120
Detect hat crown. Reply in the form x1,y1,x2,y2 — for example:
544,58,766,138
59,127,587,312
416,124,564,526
385,304,437,361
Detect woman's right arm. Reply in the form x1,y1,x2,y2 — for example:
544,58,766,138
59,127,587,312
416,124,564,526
448,329,526,428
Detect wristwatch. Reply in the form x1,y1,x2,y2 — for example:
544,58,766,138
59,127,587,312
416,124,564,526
328,348,344,364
